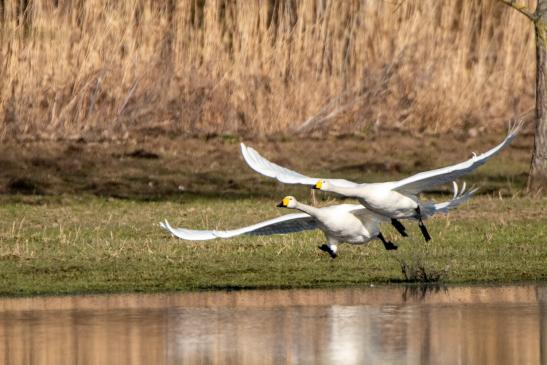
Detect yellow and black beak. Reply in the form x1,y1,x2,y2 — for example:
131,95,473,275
276,197,289,208
312,181,323,190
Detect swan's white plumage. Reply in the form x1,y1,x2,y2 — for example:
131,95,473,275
240,120,522,194
160,212,317,241
240,143,359,188
240,121,520,219
422,181,477,217
391,121,523,194
160,183,475,243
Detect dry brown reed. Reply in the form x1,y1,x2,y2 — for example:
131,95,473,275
0,0,536,141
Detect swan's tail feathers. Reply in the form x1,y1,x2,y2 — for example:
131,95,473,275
421,181,478,218
434,181,478,214
508,119,525,140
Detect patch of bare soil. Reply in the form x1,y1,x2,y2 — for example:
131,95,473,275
0,130,533,201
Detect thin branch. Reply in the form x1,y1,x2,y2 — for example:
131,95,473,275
497,0,535,21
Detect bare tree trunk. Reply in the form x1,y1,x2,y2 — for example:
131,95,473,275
498,0,547,192
529,0,547,192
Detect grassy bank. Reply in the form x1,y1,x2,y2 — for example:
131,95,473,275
0,130,540,295
0,193,545,296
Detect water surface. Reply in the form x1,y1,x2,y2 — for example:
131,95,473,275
0,285,546,365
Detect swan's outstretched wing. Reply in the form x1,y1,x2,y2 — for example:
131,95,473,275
160,213,318,241
240,143,360,188
391,120,523,194
430,181,478,215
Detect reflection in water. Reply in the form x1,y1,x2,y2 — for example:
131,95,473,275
0,285,545,365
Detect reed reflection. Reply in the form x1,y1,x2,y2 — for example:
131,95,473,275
0,285,544,365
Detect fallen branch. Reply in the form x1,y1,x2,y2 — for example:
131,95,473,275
497,0,535,21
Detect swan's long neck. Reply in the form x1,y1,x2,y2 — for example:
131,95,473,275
326,185,364,198
293,201,321,217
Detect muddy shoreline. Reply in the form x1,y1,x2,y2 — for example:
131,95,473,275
0,131,533,201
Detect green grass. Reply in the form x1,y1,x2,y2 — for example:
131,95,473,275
0,193,546,296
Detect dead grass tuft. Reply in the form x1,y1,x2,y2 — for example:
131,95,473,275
396,255,449,283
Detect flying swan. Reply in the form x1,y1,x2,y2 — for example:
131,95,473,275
240,120,522,242
160,182,476,258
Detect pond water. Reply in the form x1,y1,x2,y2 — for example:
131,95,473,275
0,285,545,365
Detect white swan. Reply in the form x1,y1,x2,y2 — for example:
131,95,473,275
240,120,522,241
160,182,476,258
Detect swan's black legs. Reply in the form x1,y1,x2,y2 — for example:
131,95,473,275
416,207,432,242
318,244,337,259
391,218,408,237
378,232,398,250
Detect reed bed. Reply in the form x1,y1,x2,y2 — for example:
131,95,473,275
0,0,536,141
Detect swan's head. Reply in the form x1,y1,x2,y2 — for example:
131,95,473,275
313,179,330,191
277,196,297,208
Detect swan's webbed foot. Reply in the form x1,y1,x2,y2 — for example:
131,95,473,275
391,218,408,237
318,244,337,259
415,207,432,242
378,232,398,250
